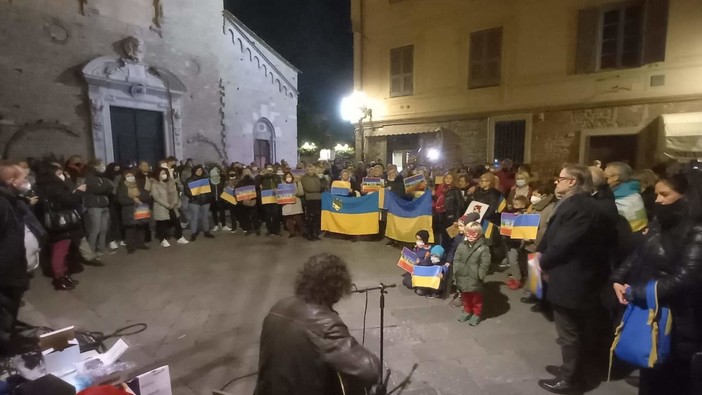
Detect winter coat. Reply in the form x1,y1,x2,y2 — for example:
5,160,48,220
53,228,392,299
184,166,213,206
524,194,556,252
116,182,151,226
281,182,304,217
37,174,85,241
537,192,612,310
641,187,656,223
0,184,30,289
236,176,257,207
83,171,114,208
150,179,181,221
468,188,503,225
259,174,282,191
445,234,464,263
613,180,648,232
611,220,702,360
301,174,323,201
452,237,491,292
442,185,465,222
253,296,381,395
386,175,408,200
413,246,432,267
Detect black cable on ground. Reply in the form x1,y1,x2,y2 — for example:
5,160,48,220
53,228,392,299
220,371,258,391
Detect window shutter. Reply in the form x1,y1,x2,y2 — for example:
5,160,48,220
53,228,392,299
642,0,669,64
575,7,600,74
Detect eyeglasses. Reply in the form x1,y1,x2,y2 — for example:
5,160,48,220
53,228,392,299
555,176,574,183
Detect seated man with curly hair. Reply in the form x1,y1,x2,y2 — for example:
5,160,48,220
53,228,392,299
254,253,381,395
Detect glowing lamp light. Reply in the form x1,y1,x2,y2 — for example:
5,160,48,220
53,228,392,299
340,91,370,123
334,143,351,152
319,149,332,161
427,148,441,162
300,142,317,151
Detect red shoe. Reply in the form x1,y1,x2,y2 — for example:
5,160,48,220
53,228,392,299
508,279,523,290
505,278,517,287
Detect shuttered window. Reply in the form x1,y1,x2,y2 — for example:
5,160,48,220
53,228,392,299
576,0,668,73
493,120,526,164
469,27,502,89
390,45,414,97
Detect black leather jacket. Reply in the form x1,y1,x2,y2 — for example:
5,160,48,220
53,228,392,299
254,296,381,395
611,220,702,359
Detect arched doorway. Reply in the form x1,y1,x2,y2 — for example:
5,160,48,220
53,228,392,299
253,118,275,167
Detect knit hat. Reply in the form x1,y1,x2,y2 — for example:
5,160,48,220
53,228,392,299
415,230,430,244
459,213,480,223
430,245,445,258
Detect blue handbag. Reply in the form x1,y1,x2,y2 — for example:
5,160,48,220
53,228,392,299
609,281,672,377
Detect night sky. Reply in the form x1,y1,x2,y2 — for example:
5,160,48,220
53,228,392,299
224,0,354,146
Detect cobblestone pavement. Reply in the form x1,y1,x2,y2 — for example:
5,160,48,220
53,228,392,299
20,232,637,395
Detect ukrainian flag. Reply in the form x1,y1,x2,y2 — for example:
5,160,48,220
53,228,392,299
321,192,379,235
331,180,352,196
261,189,277,205
511,214,541,240
411,265,443,289
220,187,237,205
482,195,506,238
188,178,211,196
385,191,434,243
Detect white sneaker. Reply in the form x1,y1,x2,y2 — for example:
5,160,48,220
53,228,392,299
176,237,190,245
119,241,126,247
222,225,232,231
211,225,220,232
161,239,171,247
109,241,119,250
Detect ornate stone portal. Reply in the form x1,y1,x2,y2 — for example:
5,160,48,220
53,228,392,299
82,36,186,163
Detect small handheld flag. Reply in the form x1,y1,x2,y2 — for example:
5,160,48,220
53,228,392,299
134,203,151,220
403,174,426,193
276,183,296,205
220,187,237,205
331,180,352,196
361,177,383,193
235,185,257,201
397,247,417,274
188,178,211,196
411,265,443,290
261,189,277,205
511,214,540,240
527,253,543,299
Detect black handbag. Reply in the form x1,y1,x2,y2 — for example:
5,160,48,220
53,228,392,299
43,199,82,232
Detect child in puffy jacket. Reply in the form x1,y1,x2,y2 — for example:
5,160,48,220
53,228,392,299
453,221,491,326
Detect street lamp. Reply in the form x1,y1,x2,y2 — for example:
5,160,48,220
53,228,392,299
340,91,372,161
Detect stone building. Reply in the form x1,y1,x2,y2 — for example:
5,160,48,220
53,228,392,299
350,0,702,176
0,0,298,166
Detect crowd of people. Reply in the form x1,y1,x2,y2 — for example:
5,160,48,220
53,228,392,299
1,153,701,394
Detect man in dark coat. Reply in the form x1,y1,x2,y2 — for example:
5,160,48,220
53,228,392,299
0,162,32,356
537,164,611,394
254,254,381,395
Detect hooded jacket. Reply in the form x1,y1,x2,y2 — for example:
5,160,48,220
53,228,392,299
453,237,491,292
0,183,29,289
83,168,114,208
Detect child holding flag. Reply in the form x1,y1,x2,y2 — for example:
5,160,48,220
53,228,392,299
504,196,531,290
453,221,491,326
412,230,433,295
281,172,305,238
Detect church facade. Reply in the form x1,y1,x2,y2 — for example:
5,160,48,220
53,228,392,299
0,0,299,166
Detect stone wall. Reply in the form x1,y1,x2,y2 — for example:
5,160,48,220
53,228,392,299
0,0,298,165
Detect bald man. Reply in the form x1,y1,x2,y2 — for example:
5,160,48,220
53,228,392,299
0,161,32,356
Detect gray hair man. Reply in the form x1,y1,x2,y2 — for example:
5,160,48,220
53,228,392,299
604,162,648,232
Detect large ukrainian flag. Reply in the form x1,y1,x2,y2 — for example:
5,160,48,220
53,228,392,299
321,193,379,235
385,191,434,243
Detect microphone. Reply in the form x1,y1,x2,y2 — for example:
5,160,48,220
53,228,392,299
351,283,397,293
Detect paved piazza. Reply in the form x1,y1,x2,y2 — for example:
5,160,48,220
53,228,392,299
20,234,637,395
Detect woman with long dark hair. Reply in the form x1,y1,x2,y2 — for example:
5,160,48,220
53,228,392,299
611,168,702,394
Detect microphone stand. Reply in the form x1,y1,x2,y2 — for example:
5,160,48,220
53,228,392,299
352,282,395,369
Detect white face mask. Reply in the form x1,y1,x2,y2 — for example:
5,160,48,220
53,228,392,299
530,195,542,205
416,240,425,248
57,173,66,181
125,176,136,183
276,171,284,176
96,165,107,173
317,173,324,178
516,179,527,188
160,174,168,181
430,256,441,264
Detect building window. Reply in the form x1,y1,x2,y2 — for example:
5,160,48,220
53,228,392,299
488,115,532,164
390,45,414,97
469,27,502,89
576,1,669,73
600,4,643,69
253,139,271,168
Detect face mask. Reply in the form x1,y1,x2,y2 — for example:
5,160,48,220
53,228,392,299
17,180,32,194
285,177,293,183
266,168,274,174
317,173,324,178
58,173,66,181
516,179,527,188
530,195,542,205
430,256,441,264
276,171,284,176
656,199,686,229
97,165,107,173
125,176,136,183
229,174,236,180
251,167,258,172
160,174,168,181
416,240,425,248
114,167,121,173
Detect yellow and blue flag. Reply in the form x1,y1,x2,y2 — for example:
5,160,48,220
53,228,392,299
385,191,434,243
220,187,237,205
511,214,541,240
321,192,379,235
188,178,211,196
331,180,352,196
261,189,277,205
411,265,443,290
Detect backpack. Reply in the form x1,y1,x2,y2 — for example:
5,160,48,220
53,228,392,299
609,281,672,378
